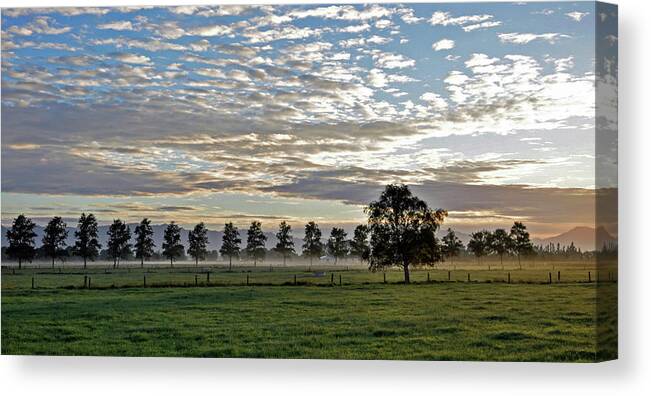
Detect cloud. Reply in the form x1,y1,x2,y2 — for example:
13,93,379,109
6,16,71,36
432,39,455,51
498,32,571,44
566,11,590,22
429,11,500,31
97,21,134,31
114,53,152,65
373,52,415,69
187,24,233,37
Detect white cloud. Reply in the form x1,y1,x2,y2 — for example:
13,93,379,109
97,21,134,31
566,11,589,22
373,52,415,69
187,25,233,37
554,56,574,72
498,32,571,44
432,39,455,51
420,92,448,111
462,21,502,32
338,24,371,33
115,53,152,65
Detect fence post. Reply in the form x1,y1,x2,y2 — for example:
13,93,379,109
88,277,91,288
294,274,297,285
207,272,210,284
331,273,334,285
32,276,35,289
557,271,561,282
195,275,198,286
247,274,249,286
588,271,591,282
339,274,342,286
548,272,552,284
448,271,451,281
84,275,87,288
508,272,511,284
143,275,146,288
383,272,386,284
467,273,470,282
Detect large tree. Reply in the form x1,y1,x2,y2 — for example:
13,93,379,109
467,230,491,265
349,224,370,264
134,218,155,268
42,216,68,268
326,227,349,265
245,221,267,267
489,228,511,269
188,222,209,266
220,222,241,270
366,184,447,284
441,228,464,266
302,221,324,267
162,222,184,267
74,213,101,269
107,219,132,268
5,214,37,269
510,221,534,270
274,221,295,266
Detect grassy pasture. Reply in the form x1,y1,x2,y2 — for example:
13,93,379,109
1,259,617,361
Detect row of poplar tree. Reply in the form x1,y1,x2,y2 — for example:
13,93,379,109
4,185,536,283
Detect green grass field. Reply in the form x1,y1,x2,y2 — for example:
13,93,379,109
1,262,617,361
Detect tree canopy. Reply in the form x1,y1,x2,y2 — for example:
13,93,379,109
42,216,68,268
326,227,348,265
107,219,132,268
220,222,241,270
5,214,37,269
134,218,155,267
366,184,447,283
188,222,209,266
274,221,295,266
245,221,267,266
73,213,101,269
302,221,324,266
162,222,184,266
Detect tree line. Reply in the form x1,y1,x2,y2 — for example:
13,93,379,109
4,184,538,283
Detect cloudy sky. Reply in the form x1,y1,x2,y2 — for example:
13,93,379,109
1,2,618,237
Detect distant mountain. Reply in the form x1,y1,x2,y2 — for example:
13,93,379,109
532,226,616,252
1,224,279,252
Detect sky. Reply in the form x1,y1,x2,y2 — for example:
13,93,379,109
0,2,618,237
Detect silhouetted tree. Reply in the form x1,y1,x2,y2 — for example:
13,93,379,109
107,219,131,268
489,228,511,269
188,222,209,266
349,224,370,264
366,184,447,284
302,221,324,268
468,230,491,265
245,221,266,267
441,228,463,266
326,227,348,265
42,216,68,268
74,213,101,269
220,222,241,270
5,214,37,269
162,222,183,267
134,218,155,268
510,221,534,270
274,221,295,266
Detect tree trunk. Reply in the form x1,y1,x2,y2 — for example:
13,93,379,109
283,254,286,267
141,257,144,268
518,254,522,270
403,262,411,284
18,258,22,270
52,257,55,269
170,257,173,268
229,256,232,271
501,254,504,270
83,257,87,269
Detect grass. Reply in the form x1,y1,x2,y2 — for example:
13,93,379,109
1,278,617,361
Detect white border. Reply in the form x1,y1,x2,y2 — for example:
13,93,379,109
1,1,649,395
